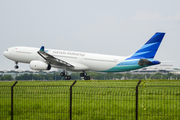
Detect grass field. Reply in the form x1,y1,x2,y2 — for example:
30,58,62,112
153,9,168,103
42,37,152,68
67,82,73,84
0,80,180,120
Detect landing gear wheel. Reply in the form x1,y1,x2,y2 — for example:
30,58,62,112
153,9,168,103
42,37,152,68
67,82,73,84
64,75,71,80
14,65,19,69
64,76,68,80
84,76,90,80
68,76,71,80
60,72,65,77
84,76,87,80
80,73,84,77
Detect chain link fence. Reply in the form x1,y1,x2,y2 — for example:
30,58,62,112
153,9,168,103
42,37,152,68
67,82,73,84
0,80,180,120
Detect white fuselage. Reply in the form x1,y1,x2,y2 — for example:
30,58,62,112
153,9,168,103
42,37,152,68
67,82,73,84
3,46,128,72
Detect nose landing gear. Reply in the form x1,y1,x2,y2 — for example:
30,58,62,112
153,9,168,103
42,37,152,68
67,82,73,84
14,62,19,69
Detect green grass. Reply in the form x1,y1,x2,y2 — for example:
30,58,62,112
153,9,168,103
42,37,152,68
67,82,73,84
0,80,180,120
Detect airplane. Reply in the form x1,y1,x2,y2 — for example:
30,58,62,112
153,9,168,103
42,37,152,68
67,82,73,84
3,32,165,80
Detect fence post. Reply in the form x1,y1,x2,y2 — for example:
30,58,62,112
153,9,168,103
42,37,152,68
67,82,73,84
70,80,77,120
11,81,18,120
136,80,141,120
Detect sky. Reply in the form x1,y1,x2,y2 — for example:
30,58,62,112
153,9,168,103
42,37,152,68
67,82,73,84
0,0,180,70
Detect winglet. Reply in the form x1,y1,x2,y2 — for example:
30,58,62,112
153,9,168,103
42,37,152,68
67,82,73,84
39,46,45,52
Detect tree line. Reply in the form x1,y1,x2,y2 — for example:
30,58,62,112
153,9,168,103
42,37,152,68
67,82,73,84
1,72,180,81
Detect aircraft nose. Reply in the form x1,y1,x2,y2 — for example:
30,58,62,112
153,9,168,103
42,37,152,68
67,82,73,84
3,51,7,57
3,50,10,58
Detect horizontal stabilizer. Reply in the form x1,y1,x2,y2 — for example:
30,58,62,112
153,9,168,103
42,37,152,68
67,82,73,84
138,59,160,66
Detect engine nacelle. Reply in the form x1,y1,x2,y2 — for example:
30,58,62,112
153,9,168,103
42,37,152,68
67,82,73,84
30,60,51,70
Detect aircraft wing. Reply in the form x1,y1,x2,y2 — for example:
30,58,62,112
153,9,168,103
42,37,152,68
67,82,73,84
37,46,74,67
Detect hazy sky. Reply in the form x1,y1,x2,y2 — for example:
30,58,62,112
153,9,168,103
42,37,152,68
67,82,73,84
1,0,180,70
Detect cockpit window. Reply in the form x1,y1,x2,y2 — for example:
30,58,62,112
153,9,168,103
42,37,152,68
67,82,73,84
6,49,8,51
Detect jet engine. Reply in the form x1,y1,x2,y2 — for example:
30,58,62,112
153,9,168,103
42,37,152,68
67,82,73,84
30,60,51,70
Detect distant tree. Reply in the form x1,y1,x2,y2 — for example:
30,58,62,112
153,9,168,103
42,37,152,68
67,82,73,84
71,72,80,80
124,73,132,79
151,73,162,79
144,74,151,79
0,75,13,81
12,71,180,81
106,73,114,80
166,73,174,79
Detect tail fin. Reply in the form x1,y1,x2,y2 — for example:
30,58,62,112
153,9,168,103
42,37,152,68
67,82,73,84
127,32,165,60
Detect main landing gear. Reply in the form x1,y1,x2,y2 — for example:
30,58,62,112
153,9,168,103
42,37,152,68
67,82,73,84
80,71,91,80
60,70,71,80
14,62,19,69
60,70,91,80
